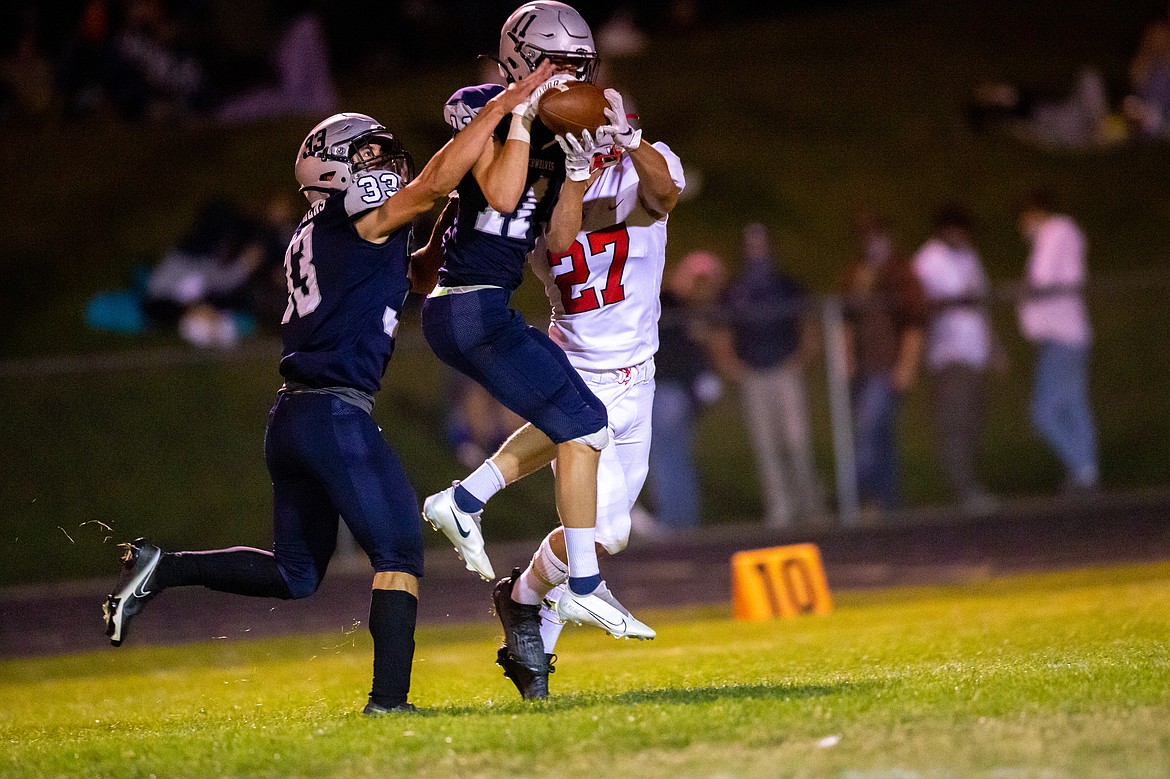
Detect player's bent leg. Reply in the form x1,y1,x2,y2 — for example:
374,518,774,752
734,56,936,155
103,540,298,647
365,571,420,715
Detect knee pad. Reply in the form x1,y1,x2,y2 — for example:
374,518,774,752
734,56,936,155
572,425,610,451
595,512,630,555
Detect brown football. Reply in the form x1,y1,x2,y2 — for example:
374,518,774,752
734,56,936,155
537,81,610,137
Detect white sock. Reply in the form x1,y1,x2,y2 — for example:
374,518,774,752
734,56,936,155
511,535,568,606
540,585,567,653
460,459,506,504
563,526,600,579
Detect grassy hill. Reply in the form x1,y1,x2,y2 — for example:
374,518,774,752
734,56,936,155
1,0,1168,585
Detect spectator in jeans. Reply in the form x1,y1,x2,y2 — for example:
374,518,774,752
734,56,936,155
912,205,999,513
1017,191,1099,493
709,223,824,527
641,251,726,534
841,211,927,514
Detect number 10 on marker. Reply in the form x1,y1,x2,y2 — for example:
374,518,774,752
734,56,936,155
730,543,833,621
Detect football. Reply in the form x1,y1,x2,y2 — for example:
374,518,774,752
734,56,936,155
537,81,610,137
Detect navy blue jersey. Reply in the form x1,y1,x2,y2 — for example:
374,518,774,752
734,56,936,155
279,190,412,395
438,83,566,291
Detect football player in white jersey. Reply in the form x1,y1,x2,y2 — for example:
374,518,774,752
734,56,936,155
423,77,683,698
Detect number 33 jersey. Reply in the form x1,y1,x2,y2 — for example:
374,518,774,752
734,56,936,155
278,186,412,395
529,142,686,372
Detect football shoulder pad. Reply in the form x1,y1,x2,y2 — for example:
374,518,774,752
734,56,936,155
343,169,406,216
444,83,506,132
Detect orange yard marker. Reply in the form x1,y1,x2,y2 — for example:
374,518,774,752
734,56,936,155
731,543,833,621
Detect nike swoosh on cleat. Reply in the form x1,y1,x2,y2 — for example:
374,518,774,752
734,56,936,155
575,603,627,633
132,579,152,598
452,516,472,539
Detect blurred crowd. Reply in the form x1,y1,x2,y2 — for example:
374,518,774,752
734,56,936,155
87,192,296,347
50,0,1138,532
0,0,338,124
629,193,1098,536
968,9,1170,148
0,0,725,125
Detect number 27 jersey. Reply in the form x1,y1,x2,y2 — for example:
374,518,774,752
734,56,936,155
529,142,686,372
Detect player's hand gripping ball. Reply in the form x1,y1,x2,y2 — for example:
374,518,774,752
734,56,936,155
537,81,611,137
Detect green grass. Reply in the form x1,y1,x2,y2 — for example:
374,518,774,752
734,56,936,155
3,0,1170,585
3,563,1170,777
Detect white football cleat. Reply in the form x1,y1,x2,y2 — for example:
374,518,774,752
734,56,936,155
422,485,495,581
554,584,655,640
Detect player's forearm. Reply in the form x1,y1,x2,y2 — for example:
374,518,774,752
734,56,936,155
627,142,679,218
545,178,588,255
413,103,512,204
476,139,531,213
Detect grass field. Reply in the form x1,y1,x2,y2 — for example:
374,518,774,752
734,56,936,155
3,562,1169,777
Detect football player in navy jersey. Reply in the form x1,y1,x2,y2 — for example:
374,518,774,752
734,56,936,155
101,62,554,716
420,0,655,652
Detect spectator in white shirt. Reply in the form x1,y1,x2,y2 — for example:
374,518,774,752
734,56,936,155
912,205,998,513
1017,191,1099,493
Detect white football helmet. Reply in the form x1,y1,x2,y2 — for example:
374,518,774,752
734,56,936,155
294,113,414,204
498,1,599,83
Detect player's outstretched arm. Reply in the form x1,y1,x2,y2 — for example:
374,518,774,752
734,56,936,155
627,141,680,220
598,89,680,219
357,61,555,241
473,73,573,214
544,131,595,255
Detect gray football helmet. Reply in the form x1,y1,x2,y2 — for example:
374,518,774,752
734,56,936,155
498,1,599,84
294,113,414,204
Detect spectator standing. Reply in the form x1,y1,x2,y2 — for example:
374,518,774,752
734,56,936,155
1123,18,1170,139
841,211,927,514
912,205,998,512
709,223,824,527
643,250,726,533
216,0,336,123
1017,191,1099,493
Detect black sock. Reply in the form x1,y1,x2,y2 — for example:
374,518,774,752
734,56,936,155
154,547,293,599
368,589,418,708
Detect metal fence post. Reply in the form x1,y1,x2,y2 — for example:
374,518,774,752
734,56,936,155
821,295,859,526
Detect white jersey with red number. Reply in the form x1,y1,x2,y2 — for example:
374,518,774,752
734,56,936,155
529,142,685,372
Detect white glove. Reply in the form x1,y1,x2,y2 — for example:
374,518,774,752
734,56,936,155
508,75,577,144
557,130,599,181
596,88,642,150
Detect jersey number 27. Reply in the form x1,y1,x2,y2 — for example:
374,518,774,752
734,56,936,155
547,224,629,315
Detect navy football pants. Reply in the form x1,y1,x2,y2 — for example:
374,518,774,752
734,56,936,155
264,392,424,598
422,288,607,444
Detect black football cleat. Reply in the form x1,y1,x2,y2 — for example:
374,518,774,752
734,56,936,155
102,537,163,647
362,701,419,716
493,567,553,699
496,645,556,699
